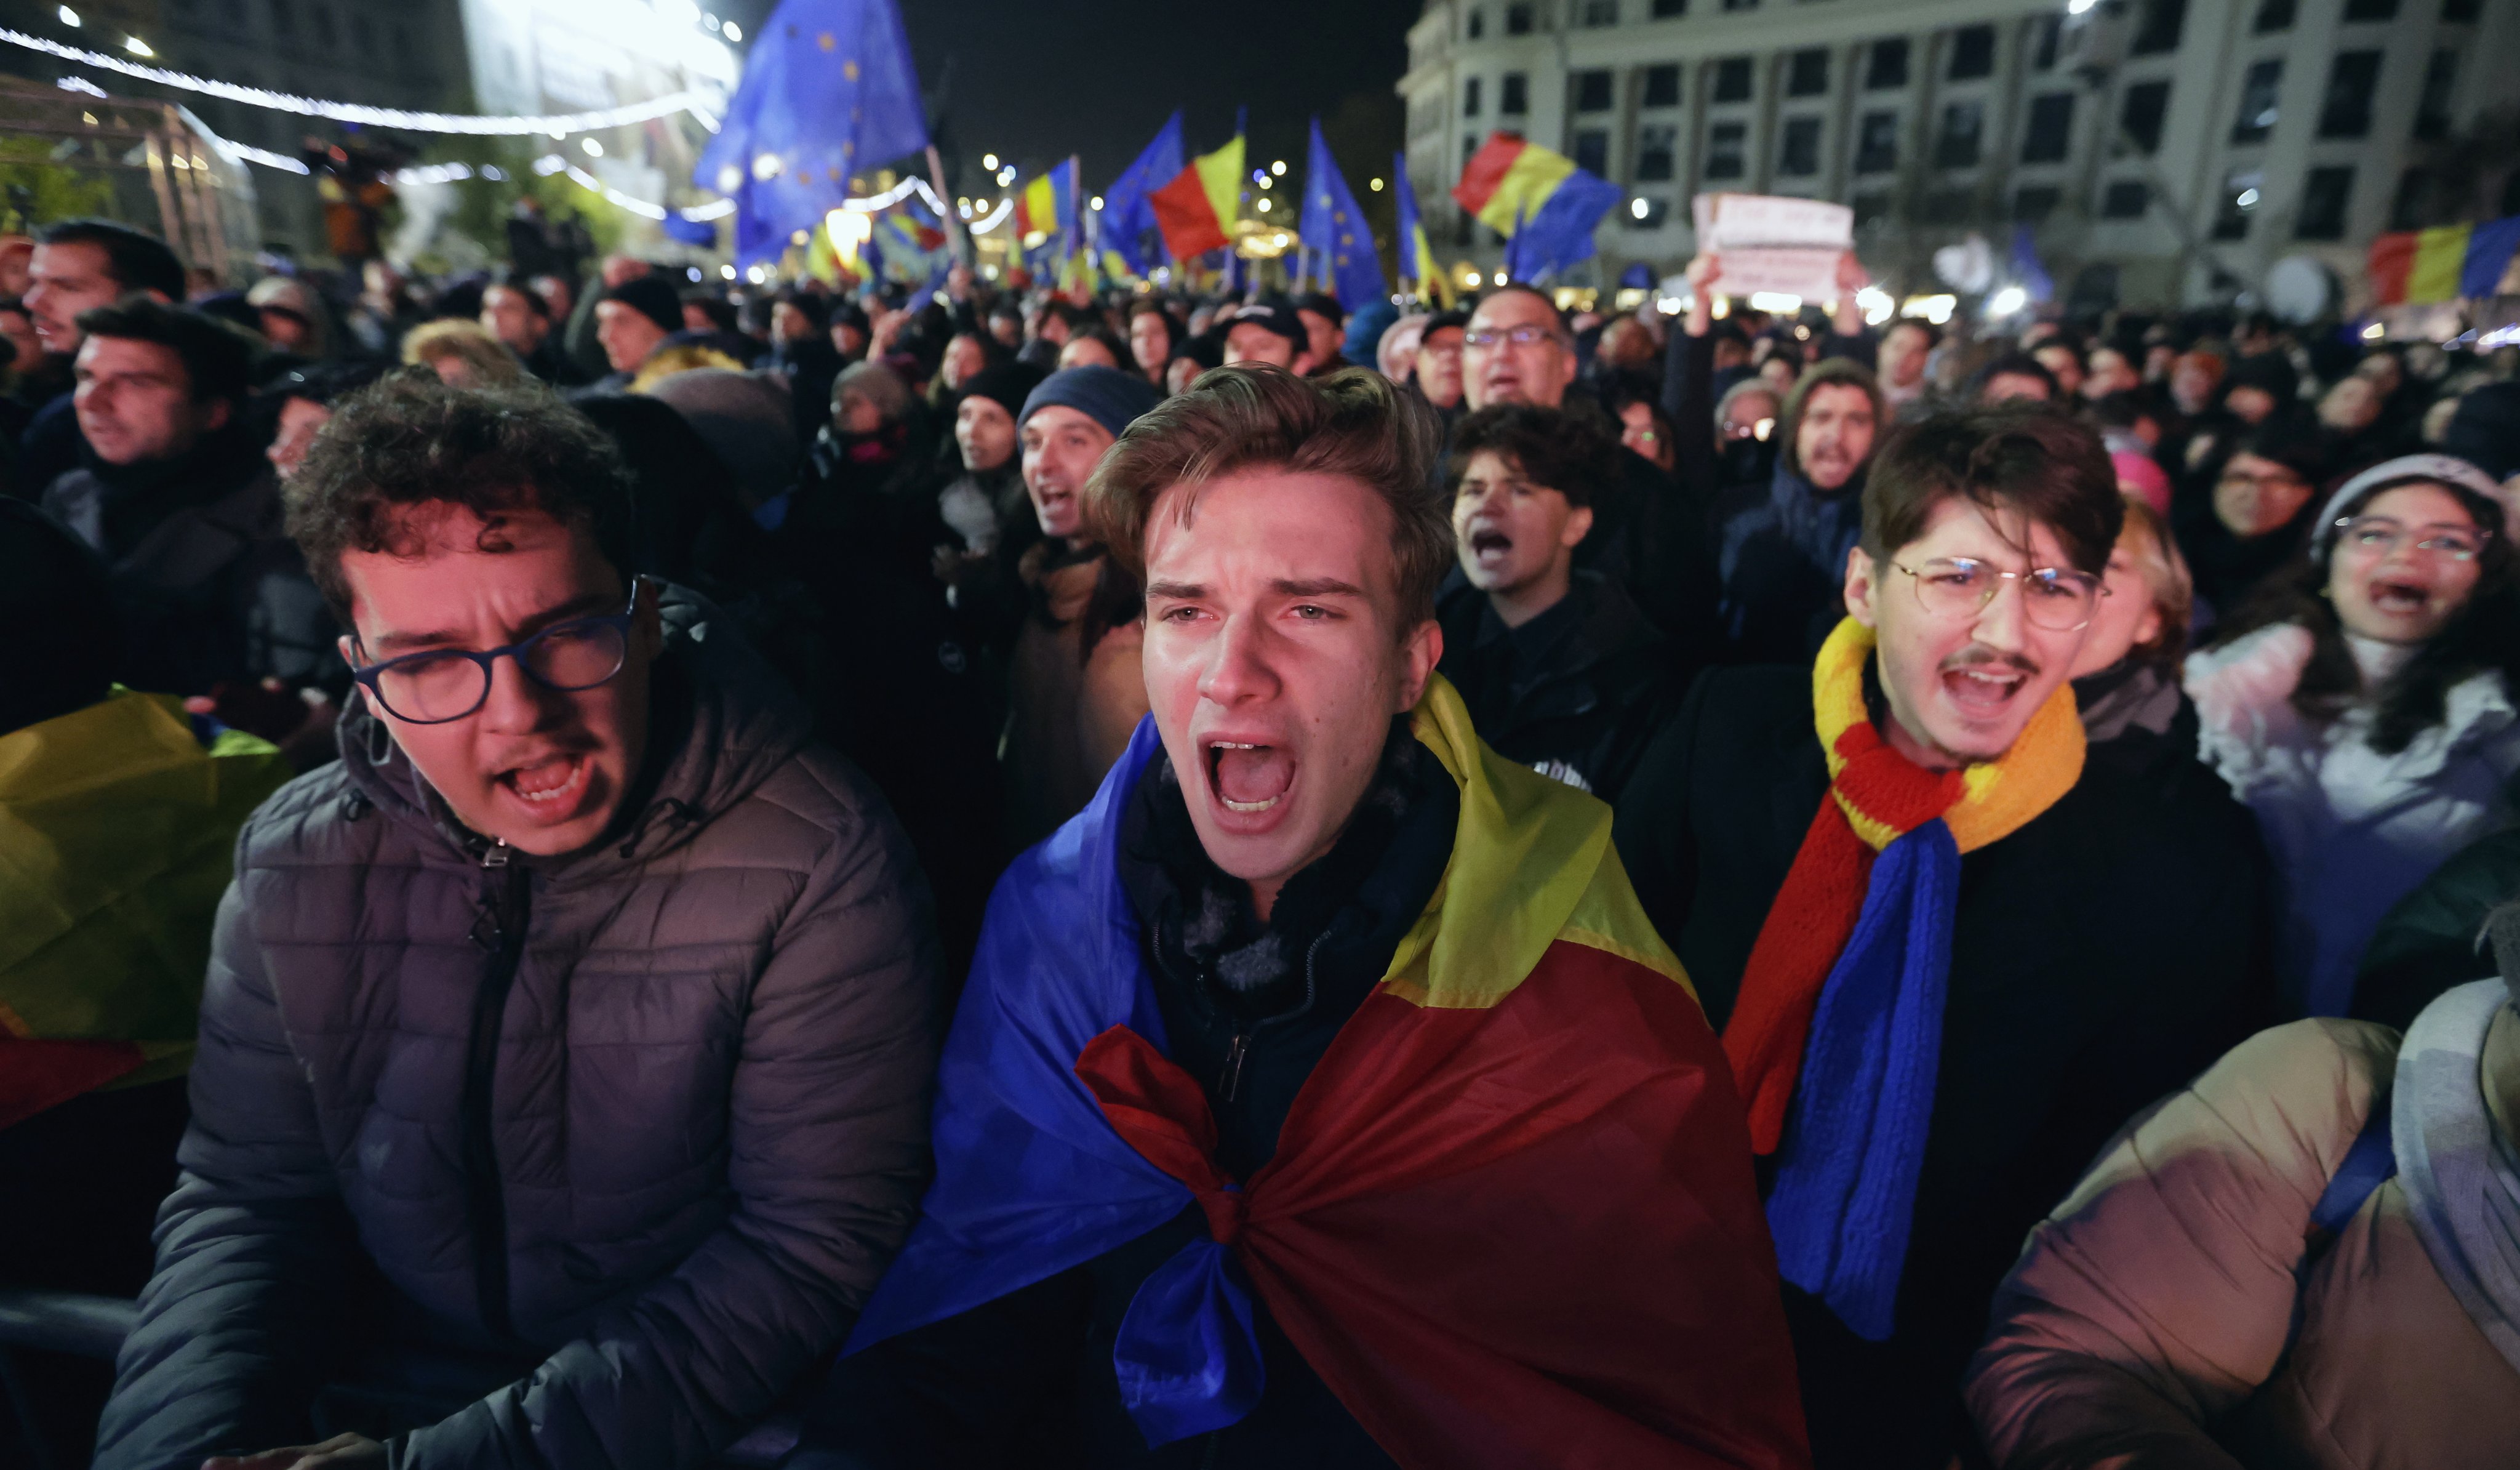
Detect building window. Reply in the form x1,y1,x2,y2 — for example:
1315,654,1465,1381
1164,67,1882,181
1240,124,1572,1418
1721,0,1758,10
1466,7,1485,39
1855,111,1898,172
1866,38,1910,90
2253,0,2295,27
2015,186,2062,222
2414,49,2455,140
1505,2,1534,35
2120,80,2170,153
2131,0,2186,54
1788,49,1830,97
1464,77,1482,116
2319,52,2381,139
2033,15,2062,71
1705,122,1748,180
2022,93,2074,163
1714,57,1754,103
1626,195,1671,229
1642,63,1681,108
269,0,293,30
2342,0,2397,18
1574,128,1610,175
1579,0,1619,25
1949,25,1995,80
1651,0,1687,15
1936,101,1983,167
1779,117,1823,176
2213,169,2264,239
2296,165,2354,238
2444,0,2482,19
2391,167,2437,230
1573,70,1614,112
1502,73,1529,114
2231,60,2281,143
1636,122,1677,180
2101,180,2150,219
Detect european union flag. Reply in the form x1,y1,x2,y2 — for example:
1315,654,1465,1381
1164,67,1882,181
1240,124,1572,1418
1101,114,1183,278
696,0,929,266
1506,168,1622,283
1297,119,1386,308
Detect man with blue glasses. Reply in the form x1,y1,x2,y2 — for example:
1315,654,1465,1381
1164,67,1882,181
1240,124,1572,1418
94,377,943,1470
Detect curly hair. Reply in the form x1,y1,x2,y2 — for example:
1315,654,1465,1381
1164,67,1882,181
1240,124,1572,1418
285,375,638,621
2212,472,2520,755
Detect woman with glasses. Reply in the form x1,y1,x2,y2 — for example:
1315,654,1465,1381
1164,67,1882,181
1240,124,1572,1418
2186,454,2520,1018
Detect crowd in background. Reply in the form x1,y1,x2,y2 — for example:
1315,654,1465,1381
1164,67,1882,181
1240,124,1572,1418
7,204,2520,1470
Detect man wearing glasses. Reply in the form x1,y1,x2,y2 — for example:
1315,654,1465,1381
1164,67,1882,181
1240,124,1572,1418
94,378,942,1470
1459,286,1719,667
1614,404,2269,1470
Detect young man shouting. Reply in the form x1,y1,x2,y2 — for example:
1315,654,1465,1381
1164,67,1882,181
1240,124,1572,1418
1614,404,2270,1470
817,367,1807,1469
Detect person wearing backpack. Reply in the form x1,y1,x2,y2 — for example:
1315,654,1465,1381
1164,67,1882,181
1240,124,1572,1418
1965,899,2520,1467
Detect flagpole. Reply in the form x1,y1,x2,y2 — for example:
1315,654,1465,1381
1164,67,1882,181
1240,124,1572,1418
926,144,969,269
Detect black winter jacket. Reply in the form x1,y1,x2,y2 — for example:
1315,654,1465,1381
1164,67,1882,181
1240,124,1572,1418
1434,569,1682,801
94,588,944,1470
1610,664,2272,1470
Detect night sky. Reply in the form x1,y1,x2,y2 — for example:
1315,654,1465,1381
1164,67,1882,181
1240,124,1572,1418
878,0,1422,195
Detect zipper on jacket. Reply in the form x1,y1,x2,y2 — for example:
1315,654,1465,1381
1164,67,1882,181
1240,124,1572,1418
462,839,528,1342
1212,931,1330,1106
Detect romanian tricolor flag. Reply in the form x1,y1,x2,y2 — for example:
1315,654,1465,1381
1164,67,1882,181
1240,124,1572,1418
1393,151,1452,307
1,689,290,1129
1452,132,1625,281
1014,156,1079,247
2368,215,2520,305
847,677,1810,1468
1150,127,1246,262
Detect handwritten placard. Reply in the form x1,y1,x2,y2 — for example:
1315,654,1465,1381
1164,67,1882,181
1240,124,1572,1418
1693,193,1854,300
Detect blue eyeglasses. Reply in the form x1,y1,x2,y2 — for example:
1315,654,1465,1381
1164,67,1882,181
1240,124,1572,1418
350,581,642,725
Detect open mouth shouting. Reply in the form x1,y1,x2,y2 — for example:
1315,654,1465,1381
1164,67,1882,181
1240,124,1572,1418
493,749,598,823
1203,736,1297,825
1940,654,2036,717
1466,523,1514,568
2367,577,2434,619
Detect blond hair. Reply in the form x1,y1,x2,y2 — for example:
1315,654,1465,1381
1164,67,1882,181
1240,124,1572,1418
402,319,526,388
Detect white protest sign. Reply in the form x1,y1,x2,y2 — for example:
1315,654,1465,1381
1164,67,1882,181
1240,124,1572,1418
1692,193,1855,302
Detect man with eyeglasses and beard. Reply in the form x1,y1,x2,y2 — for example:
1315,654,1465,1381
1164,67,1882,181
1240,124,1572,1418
1613,403,2270,1470
92,377,943,1470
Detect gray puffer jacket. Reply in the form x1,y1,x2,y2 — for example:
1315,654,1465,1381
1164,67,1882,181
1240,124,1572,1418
94,585,943,1470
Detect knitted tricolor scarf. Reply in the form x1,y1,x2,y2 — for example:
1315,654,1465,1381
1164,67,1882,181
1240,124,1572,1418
1726,616,2084,1337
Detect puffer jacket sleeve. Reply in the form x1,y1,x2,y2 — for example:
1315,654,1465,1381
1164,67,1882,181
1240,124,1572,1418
94,825,370,1470
394,767,942,1470
1963,1018,2399,1470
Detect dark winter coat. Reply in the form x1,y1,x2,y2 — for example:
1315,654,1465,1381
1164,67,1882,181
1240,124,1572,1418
1713,463,1865,667
1434,568,1682,801
2354,825,2520,1032
42,425,336,696
1610,663,2272,1470
92,588,943,1470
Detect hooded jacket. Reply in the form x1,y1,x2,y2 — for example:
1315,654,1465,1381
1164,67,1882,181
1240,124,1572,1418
92,587,943,1470
1967,1005,2520,1469
2186,622,2520,1018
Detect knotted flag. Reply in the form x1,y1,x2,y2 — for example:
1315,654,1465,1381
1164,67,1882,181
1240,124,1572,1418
1724,617,2084,1339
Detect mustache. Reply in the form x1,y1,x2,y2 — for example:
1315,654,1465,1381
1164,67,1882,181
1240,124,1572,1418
1943,646,2041,678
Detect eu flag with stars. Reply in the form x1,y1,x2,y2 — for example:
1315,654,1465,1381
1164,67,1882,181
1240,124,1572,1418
1298,119,1386,308
1100,114,1184,278
696,0,930,266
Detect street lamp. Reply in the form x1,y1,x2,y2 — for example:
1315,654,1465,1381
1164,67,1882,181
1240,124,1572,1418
124,33,153,55
57,6,79,26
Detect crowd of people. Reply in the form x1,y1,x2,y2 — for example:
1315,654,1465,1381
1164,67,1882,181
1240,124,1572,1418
4,206,2520,1470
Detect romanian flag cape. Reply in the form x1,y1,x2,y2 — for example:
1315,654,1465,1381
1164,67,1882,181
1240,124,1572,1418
0,689,290,1128
849,676,1808,1469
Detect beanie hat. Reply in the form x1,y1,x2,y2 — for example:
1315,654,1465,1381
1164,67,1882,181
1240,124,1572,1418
2110,451,2172,517
2307,452,2511,561
645,368,799,508
604,275,683,335
1018,364,1162,440
958,361,1048,422
833,359,914,423
2442,382,2520,483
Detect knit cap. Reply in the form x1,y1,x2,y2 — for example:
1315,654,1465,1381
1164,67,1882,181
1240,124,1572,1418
1018,365,1162,440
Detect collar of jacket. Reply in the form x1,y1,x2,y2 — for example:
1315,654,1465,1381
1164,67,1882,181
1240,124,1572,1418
334,581,815,884
1441,571,1661,727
